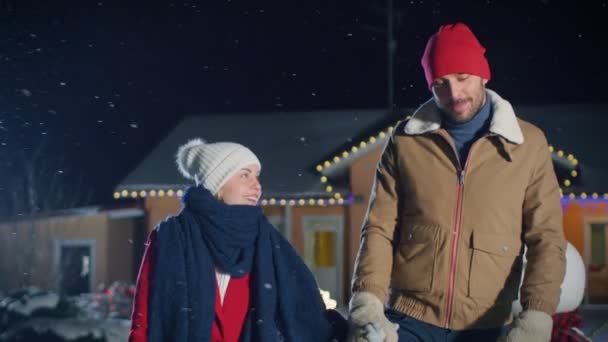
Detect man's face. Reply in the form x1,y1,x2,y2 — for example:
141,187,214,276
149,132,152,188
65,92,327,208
431,73,488,123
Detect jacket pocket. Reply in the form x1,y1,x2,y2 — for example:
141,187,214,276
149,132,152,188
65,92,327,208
468,232,522,302
391,225,438,292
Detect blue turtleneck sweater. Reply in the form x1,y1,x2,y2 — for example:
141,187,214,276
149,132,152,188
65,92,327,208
442,93,492,165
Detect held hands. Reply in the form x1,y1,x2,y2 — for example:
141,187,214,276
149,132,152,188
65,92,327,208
347,292,399,342
500,310,552,342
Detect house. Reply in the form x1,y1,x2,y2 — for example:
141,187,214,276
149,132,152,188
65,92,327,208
114,104,608,306
0,206,145,295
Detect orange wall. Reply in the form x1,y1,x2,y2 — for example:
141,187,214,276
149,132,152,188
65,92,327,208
563,201,608,258
563,204,585,254
106,218,139,284
144,196,181,235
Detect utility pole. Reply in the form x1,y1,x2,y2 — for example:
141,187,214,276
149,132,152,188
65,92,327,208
387,0,396,116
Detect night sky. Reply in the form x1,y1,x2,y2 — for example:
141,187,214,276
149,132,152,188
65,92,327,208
1,0,607,211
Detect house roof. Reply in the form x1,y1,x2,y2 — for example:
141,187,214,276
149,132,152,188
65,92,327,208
517,103,608,196
115,102,608,203
115,109,392,200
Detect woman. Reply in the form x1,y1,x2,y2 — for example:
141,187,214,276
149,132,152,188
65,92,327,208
129,138,346,342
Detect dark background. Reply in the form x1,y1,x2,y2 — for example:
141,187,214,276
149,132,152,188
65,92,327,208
1,0,606,210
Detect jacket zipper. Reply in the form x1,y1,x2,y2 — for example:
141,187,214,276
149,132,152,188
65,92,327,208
443,140,478,329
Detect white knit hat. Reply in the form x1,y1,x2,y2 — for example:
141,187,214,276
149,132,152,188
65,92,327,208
176,138,261,195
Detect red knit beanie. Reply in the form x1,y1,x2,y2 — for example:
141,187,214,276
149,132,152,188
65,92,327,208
421,23,491,89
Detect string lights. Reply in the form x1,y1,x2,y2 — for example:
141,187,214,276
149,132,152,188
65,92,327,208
113,124,603,204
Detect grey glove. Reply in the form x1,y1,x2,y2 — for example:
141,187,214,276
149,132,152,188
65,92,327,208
502,310,552,342
347,291,399,342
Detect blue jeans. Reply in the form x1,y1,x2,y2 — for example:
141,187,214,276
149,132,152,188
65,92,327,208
384,309,504,342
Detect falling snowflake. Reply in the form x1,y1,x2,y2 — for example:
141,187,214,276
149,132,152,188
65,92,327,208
59,82,67,86
20,89,32,97
130,122,138,129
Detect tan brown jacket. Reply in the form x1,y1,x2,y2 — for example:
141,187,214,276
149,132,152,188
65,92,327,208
351,89,566,330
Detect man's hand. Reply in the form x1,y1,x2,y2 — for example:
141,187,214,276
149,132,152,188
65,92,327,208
347,292,399,342
502,310,552,342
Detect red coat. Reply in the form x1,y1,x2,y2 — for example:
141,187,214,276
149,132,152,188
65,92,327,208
129,230,250,342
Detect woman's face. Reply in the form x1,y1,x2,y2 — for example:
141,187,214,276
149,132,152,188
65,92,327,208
217,164,262,205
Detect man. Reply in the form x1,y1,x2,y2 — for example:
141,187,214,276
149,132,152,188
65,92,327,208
348,22,566,342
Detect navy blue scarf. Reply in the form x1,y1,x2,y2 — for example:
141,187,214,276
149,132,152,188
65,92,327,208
147,186,341,341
